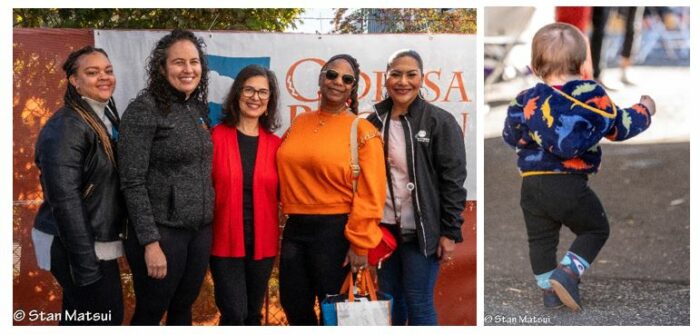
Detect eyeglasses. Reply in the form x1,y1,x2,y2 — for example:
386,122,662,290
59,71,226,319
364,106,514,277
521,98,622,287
241,86,270,100
322,69,356,85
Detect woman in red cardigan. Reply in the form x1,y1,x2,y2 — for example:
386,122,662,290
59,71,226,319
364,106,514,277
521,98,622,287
210,64,282,325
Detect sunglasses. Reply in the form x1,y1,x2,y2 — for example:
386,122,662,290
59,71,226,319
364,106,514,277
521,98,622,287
322,69,356,85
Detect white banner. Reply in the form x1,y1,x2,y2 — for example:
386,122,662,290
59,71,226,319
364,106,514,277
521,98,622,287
95,30,476,199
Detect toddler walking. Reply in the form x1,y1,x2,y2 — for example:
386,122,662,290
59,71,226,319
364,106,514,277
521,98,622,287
502,22,656,311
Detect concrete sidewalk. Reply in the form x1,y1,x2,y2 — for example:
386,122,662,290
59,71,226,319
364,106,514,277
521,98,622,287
484,139,690,326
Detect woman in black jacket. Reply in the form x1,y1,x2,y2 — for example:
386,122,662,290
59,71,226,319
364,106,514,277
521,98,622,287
118,29,214,325
367,49,467,325
34,46,125,325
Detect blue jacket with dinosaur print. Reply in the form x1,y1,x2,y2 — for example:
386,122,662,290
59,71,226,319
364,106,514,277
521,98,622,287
503,80,652,176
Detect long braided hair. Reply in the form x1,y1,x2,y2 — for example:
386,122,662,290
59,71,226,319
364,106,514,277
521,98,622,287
62,46,117,166
320,54,361,114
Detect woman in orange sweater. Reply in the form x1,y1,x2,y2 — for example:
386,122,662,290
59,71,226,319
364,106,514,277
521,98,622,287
276,54,386,325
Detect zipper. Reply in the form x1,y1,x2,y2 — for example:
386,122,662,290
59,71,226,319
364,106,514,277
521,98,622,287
188,102,208,229
403,116,428,257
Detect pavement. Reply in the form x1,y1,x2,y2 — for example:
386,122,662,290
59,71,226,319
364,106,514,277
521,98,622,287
483,66,690,326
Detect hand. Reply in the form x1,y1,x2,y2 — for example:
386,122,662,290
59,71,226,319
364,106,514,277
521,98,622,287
343,248,368,273
640,95,656,116
436,237,456,263
145,241,167,279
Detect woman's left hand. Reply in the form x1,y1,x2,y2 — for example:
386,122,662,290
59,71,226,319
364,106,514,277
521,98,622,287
343,248,368,273
436,236,456,263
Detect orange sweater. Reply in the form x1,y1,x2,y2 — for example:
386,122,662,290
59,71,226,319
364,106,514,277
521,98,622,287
277,110,386,255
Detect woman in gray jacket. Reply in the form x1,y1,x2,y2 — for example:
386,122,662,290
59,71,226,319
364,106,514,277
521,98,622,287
118,29,214,325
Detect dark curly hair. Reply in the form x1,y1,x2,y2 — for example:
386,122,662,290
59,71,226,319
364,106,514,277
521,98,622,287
141,29,209,114
221,64,280,132
62,45,118,166
319,54,361,114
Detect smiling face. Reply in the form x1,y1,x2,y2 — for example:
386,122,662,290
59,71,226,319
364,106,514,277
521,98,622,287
319,59,355,109
163,40,201,98
69,52,115,102
238,75,270,121
385,56,422,109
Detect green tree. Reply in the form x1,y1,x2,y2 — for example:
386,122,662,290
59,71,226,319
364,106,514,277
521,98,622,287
333,8,476,34
13,8,304,31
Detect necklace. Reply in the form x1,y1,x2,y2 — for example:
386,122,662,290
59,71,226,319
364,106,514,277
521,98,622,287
313,108,348,133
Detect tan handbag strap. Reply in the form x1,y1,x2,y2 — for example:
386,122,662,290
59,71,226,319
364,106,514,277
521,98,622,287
350,117,361,193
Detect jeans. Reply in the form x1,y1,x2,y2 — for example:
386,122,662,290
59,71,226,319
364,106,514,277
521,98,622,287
210,254,274,325
50,238,124,325
377,239,440,325
279,214,350,325
124,223,212,325
520,174,610,275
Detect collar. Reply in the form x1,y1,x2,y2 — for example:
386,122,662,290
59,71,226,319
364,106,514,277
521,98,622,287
81,96,108,118
375,96,424,118
165,83,199,103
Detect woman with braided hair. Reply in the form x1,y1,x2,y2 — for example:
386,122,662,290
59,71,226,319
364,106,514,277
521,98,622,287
276,54,386,325
33,46,126,325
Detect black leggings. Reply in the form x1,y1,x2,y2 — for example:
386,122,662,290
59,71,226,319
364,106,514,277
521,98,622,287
210,254,274,325
50,238,124,325
520,174,610,275
279,214,350,325
124,224,212,325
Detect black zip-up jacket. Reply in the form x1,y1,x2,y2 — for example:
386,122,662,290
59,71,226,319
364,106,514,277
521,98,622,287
368,97,467,256
34,106,127,287
118,90,214,246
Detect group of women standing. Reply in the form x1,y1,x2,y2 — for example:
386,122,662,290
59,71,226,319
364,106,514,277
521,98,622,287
33,28,466,326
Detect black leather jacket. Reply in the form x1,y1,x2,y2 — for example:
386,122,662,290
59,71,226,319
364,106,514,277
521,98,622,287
368,97,467,256
34,106,126,287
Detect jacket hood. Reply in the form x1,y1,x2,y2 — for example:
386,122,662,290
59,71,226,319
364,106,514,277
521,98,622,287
520,81,617,125
517,81,617,156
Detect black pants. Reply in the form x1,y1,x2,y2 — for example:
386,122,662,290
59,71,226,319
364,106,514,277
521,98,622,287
279,214,350,325
124,223,212,325
520,174,610,275
50,238,124,325
591,7,610,80
620,7,639,59
210,253,274,325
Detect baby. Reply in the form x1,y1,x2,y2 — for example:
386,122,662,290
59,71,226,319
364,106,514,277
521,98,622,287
502,22,656,311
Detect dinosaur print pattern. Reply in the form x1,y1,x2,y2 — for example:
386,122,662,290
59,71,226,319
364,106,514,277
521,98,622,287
503,80,652,175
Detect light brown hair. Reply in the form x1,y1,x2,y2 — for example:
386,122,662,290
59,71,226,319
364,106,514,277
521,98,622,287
531,22,588,79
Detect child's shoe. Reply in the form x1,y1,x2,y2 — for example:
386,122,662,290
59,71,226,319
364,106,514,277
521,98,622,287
542,288,564,309
549,265,582,311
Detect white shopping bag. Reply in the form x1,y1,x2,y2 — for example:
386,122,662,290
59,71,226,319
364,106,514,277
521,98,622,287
336,298,391,326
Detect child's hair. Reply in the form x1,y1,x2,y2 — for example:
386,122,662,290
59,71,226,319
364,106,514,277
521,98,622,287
531,22,588,79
